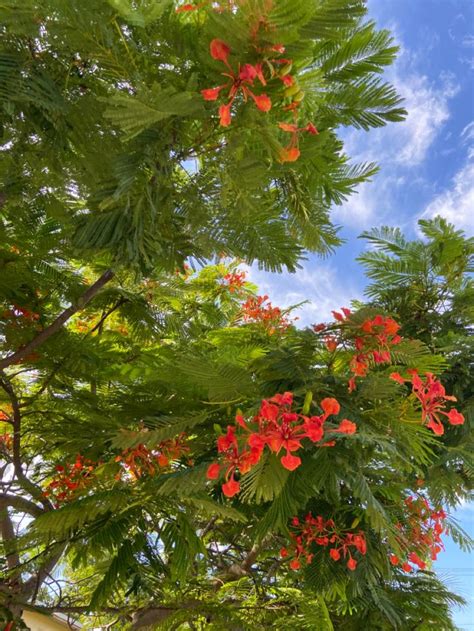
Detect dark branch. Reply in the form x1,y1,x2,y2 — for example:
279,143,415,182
0,269,115,369
0,506,20,571
0,493,44,517
0,372,50,506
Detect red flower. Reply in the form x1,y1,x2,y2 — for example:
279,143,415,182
203,44,273,126
401,562,413,572
347,557,357,571
329,548,341,561
280,547,288,557
389,554,399,566
210,39,231,63
290,558,301,570
206,462,220,480
335,419,357,435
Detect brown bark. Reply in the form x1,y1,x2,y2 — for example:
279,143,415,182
0,269,115,369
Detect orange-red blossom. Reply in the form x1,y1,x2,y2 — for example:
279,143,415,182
390,370,464,435
207,392,356,497
281,513,367,571
202,39,271,126
278,121,318,162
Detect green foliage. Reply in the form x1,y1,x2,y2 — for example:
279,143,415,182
0,1,470,629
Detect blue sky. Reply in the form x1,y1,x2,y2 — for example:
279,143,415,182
248,0,474,626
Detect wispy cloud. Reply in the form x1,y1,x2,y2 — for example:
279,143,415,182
419,121,474,233
332,26,459,231
245,262,362,326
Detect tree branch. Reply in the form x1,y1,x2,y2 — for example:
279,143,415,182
0,493,44,517
22,543,67,601
0,506,20,571
0,372,51,506
0,269,115,369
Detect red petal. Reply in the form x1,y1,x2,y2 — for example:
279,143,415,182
281,452,301,471
201,86,223,101
279,147,300,162
447,409,464,425
335,419,357,435
210,39,231,63
176,3,197,12
329,548,341,561
239,63,257,83
389,372,406,385
222,476,240,497
278,122,298,133
251,93,272,112
254,63,266,86
206,462,220,480
347,558,357,571
320,398,340,416
219,103,232,127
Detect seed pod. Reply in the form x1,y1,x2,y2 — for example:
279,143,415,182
279,62,293,76
283,82,300,98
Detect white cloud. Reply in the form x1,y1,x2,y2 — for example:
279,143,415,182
420,160,474,233
462,34,474,48
419,121,474,234
245,262,362,326
333,66,457,230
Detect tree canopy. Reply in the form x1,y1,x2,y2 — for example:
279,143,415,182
0,1,472,630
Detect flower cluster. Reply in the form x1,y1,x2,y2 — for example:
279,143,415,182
115,434,190,480
278,121,319,162
44,455,96,506
222,270,247,293
201,35,318,162
390,370,464,435
390,495,447,572
207,392,356,497
202,39,272,126
240,294,295,334
316,309,402,391
280,513,367,571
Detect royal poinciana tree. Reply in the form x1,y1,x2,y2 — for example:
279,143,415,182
0,0,472,629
